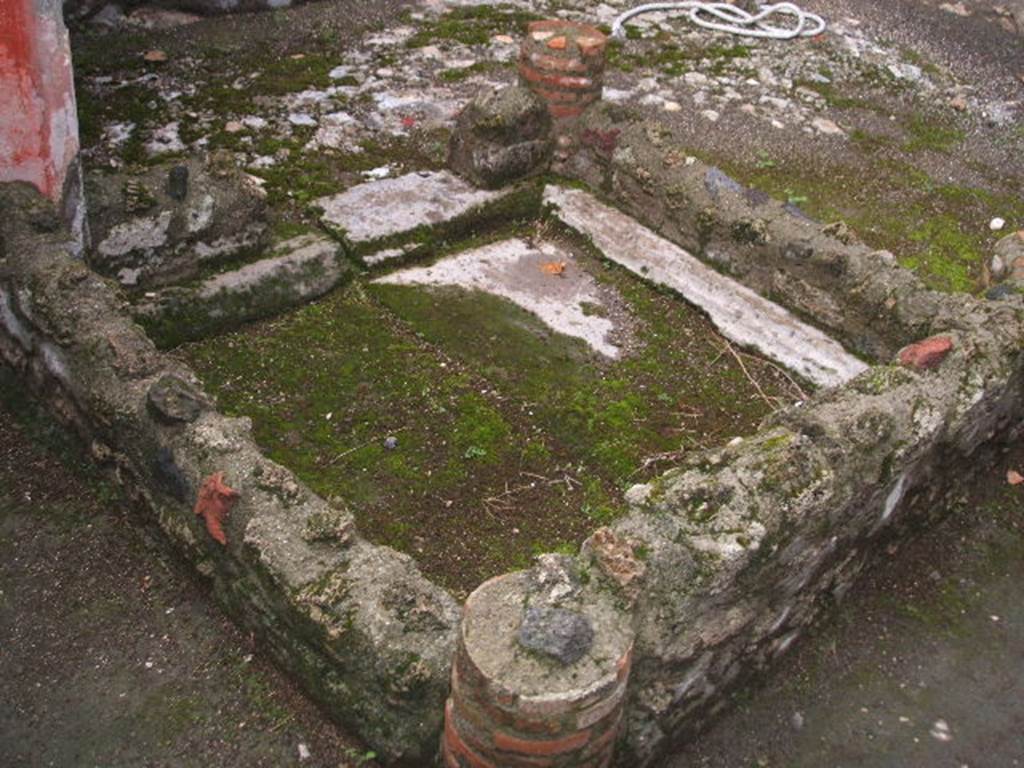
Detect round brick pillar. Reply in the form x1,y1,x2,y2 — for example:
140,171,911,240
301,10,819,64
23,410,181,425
443,556,634,768
518,20,608,121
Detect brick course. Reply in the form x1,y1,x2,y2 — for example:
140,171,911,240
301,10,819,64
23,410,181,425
442,571,632,768
519,20,607,121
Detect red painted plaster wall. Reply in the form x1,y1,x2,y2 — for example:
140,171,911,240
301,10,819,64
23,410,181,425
0,0,81,203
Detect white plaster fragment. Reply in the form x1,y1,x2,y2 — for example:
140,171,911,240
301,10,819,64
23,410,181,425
97,211,173,257
40,341,70,383
881,473,908,522
374,238,621,358
543,186,868,388
198,234,339,300
145,122,186,156
315,171,506,245
193,229,262,260
0,287,33,349
363,245,415,267
117,267,142,286
187,194,216,234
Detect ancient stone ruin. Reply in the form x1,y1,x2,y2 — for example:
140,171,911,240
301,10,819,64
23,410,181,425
2,2,1022,767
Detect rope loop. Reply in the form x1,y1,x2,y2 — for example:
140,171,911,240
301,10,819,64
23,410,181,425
611,2,827,41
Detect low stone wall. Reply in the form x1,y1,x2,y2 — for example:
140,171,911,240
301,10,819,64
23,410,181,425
550,105,1024,764
0,183,459,766
562,103,971,363
135,233,351,347
4,95,1024,767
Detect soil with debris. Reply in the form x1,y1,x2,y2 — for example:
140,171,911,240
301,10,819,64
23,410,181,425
0,371,378,768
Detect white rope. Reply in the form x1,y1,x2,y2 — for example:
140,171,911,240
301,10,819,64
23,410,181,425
611,2,827,40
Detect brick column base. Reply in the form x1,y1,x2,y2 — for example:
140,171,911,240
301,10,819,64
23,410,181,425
443,556,633,768
518,20,607,121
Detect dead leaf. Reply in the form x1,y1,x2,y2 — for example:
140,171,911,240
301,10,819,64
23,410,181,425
1008,469,1024,486
195,472,240,545
540,261,566,276
143,49,168,63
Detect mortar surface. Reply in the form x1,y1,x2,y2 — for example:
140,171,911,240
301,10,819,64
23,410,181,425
315,171,507,245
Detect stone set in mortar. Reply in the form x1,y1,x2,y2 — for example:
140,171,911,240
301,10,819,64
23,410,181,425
444,552,634,768
85,156,268,290
448,86,553,190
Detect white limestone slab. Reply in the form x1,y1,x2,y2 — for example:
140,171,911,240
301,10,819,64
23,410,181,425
373,238,621,358
198,234,343,300
543,185,868,388
314,170,506,246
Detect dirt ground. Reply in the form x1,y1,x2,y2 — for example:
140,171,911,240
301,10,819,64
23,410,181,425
0,372,378,768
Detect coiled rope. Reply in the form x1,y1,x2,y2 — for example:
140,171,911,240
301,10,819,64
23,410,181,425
611,2,827,40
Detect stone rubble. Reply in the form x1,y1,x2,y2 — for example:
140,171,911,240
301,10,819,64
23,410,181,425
77,0,1018,185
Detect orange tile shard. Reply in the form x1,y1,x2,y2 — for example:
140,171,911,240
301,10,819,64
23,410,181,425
194,472,240,546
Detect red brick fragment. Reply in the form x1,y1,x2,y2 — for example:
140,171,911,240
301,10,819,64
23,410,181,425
493,727,591,756
445,699,498,768
898,335,954,370
578,36,607,57
194,471,239,546
528,52,588,72
548,104,586,119
518,62,595,90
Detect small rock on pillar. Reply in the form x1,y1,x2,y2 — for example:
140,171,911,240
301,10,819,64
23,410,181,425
518,20,608,121
443,555,634,768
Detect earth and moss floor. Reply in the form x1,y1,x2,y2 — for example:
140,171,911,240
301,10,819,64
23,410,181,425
178,231,802,596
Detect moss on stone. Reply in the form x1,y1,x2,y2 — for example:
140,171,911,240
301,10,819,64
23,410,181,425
404,5,542,49
705,151,1024,294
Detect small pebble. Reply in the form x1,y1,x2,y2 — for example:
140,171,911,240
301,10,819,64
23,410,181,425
930,719,953,742
991,217,1006,231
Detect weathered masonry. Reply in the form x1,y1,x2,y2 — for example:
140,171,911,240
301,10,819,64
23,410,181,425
2,8,1023,768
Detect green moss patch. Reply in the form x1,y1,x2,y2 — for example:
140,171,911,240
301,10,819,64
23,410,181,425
710,152,1024,294
182,239,798,595
404,5,542,49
